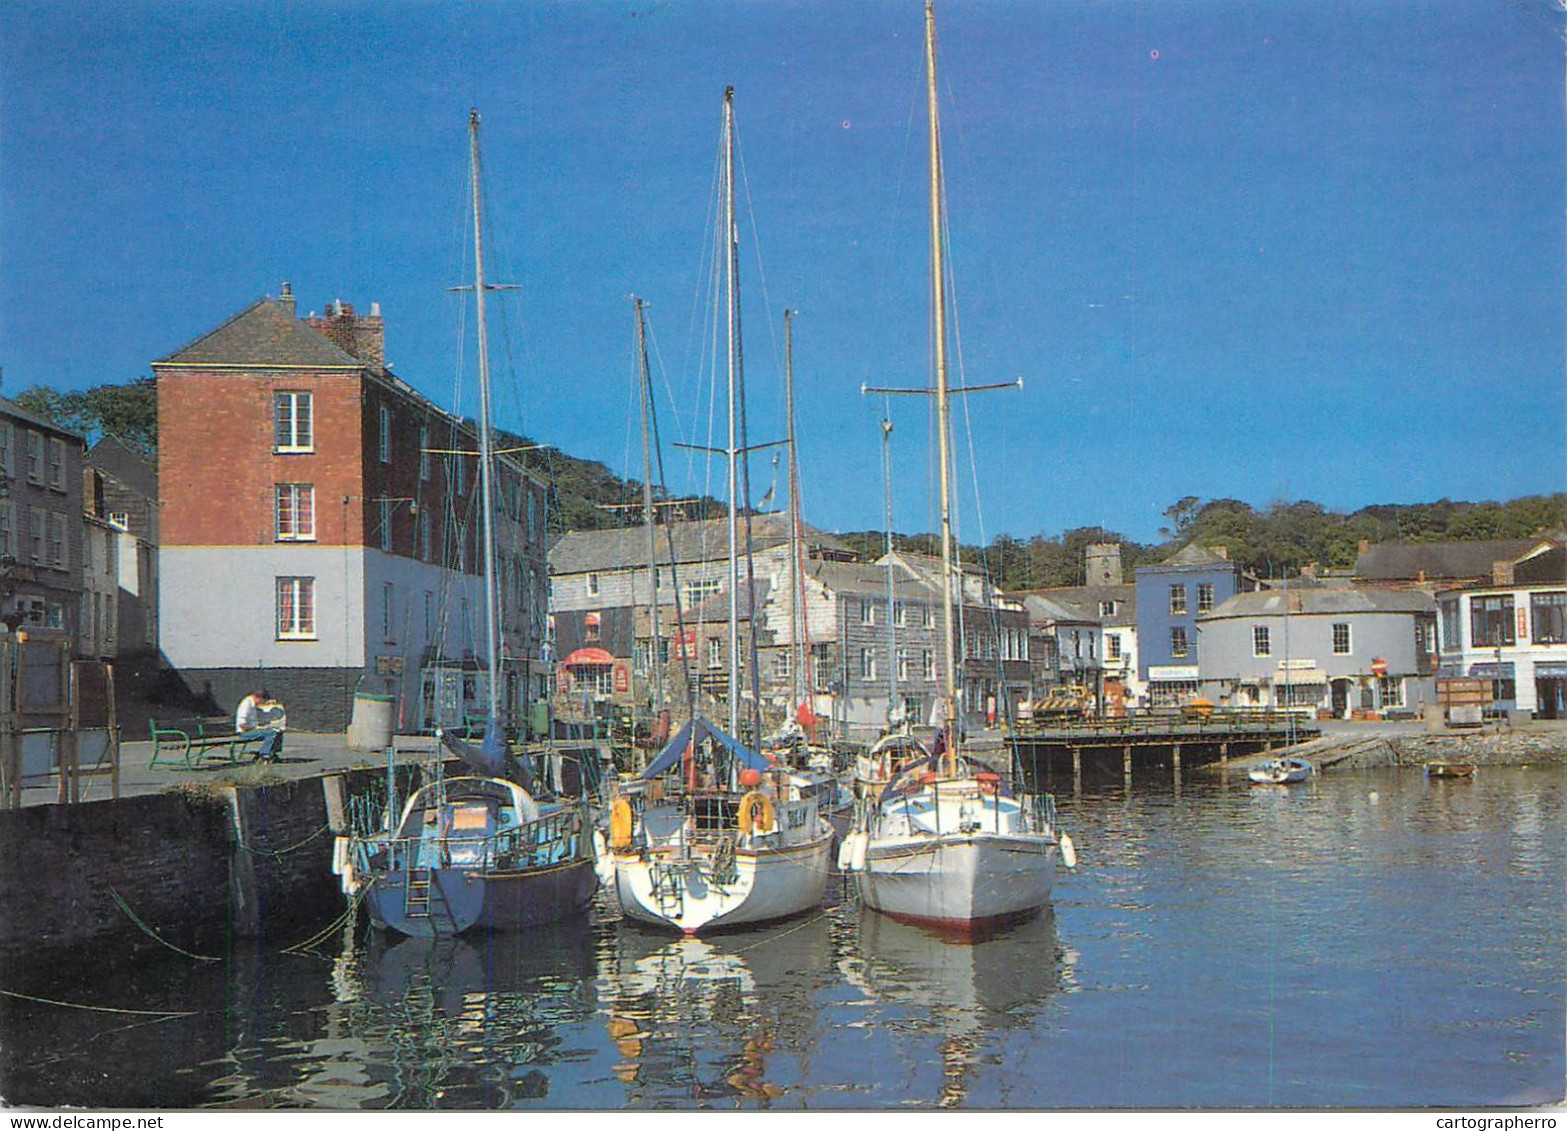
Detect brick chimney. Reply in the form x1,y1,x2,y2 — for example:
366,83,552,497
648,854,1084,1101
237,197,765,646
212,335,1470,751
307,298,385,368
1358,540,1371,554
278,281,295,318
1492,560,1515,585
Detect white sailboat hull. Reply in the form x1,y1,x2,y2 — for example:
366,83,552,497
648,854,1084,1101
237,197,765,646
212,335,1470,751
856,830,1057,928
614,827,833,934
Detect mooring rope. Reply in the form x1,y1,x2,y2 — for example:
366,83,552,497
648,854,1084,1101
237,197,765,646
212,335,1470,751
106,884,222,963
0,987,197,1018
280,879,373,956
236,821,333,860
727,909,832,956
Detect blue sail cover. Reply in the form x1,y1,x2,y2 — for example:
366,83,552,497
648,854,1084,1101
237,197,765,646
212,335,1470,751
640,715,771,780
440,716,511,780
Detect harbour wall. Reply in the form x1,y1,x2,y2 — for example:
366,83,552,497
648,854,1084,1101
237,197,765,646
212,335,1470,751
0,775,351,969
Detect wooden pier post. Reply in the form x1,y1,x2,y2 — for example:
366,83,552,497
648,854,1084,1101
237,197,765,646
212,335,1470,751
1172,743,1182,785
1072,746,1082,791
1122,743,1133,785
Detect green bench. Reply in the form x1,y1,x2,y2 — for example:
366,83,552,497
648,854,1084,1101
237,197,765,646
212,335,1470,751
148,720,270,769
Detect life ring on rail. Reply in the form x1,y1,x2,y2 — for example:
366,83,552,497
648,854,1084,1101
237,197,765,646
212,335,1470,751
609,797,635,851
737,790,775,836
976,771,1000,795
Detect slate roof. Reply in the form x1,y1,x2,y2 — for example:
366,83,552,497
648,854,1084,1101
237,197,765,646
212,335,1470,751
550,514,851,574
0,396,85,441
154,297,363,370
87,437,157,498
1013,584,1137,626
1354,540,1538,582
807,559,937,600
1162,543,1233,568
1202,587,1436,619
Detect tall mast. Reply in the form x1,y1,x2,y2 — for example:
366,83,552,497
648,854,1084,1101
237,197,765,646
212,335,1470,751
724,86,741,739
926,0,958,767
785,309,806,715
635,297,663,714
469,109,502,722
882,415,898,724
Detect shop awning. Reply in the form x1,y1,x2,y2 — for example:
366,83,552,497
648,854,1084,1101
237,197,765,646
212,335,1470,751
563,647,616,667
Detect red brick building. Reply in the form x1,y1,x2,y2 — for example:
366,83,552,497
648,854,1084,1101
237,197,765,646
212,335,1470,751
155,284,549,733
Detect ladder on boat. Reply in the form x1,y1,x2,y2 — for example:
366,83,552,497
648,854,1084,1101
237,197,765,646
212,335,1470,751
404,867,455,929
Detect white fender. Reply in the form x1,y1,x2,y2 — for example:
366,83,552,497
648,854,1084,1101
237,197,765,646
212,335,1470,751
838,831,869,873
1059,833,1077,870
592,828,617,886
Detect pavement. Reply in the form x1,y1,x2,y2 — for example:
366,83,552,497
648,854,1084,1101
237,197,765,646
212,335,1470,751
13,716,1567,808
12,730,437,808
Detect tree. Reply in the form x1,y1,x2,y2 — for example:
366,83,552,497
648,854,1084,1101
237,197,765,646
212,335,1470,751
12,378,158,462
1159,495,1202,541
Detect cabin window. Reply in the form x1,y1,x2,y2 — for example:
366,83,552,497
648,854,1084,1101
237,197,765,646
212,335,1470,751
1253,626,1271,657
277,577,317,639
274,392,314,452
275,484,315,541
1333,623,1352,654
1169,585,1187,616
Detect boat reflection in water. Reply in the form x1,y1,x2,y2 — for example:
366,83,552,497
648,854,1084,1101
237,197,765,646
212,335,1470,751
840,908,1068,1107
597,913,836,1105
274,924,598,1109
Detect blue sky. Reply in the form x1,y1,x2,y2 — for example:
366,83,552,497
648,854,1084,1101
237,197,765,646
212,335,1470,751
2,0,1562,544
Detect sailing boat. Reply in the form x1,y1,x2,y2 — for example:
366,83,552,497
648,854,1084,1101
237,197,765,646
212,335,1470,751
610,88,834,934
839,2,1075,931
342,111,597,938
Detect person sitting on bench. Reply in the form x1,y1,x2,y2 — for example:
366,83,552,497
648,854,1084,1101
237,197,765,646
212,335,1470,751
236,688,286,762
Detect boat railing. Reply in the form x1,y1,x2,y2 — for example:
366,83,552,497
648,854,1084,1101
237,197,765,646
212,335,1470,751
354,805,584,873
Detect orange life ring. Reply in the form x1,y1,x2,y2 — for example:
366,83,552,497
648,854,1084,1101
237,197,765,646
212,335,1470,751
737,790,775,836
609,797,634,851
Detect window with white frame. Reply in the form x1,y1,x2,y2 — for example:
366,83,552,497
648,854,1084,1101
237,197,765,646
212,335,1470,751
1100,600,1117,617
898,648,911,681
26,432,43,484
1440,599,1462,651
275,484,315,541
0,501,12,561
47,438,65,491
1253,625,1271,656
685,577,720,607
1106,633,1122,661
922,649,936,681
379,405,392,463
277,577,316,639
48,512,66,570
1470,595,1515,648
896,602,908,627
707,636,723,669
274,392,314,452
1198,583,1214,613
28,506,44,564
1533,592,1567,646
1169,584,1187,616
107,512,129,531
1171,626,1189,658
1332,622,1351,654
859,648,876,681
1377,676,1403,708
773,650,792,679
860,600,875,625
0,422,12,479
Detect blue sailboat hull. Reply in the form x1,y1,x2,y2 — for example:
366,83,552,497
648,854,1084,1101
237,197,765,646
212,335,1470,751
364,859,597,938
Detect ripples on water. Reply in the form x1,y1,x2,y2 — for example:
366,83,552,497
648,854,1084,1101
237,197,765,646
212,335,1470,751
1,766,1562,1110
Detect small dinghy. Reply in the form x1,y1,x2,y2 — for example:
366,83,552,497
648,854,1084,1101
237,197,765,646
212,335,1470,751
1425,762,1477,779
1248,756,1312,785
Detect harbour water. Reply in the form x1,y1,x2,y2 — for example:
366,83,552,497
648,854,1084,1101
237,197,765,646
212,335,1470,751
2,764,1563,1110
